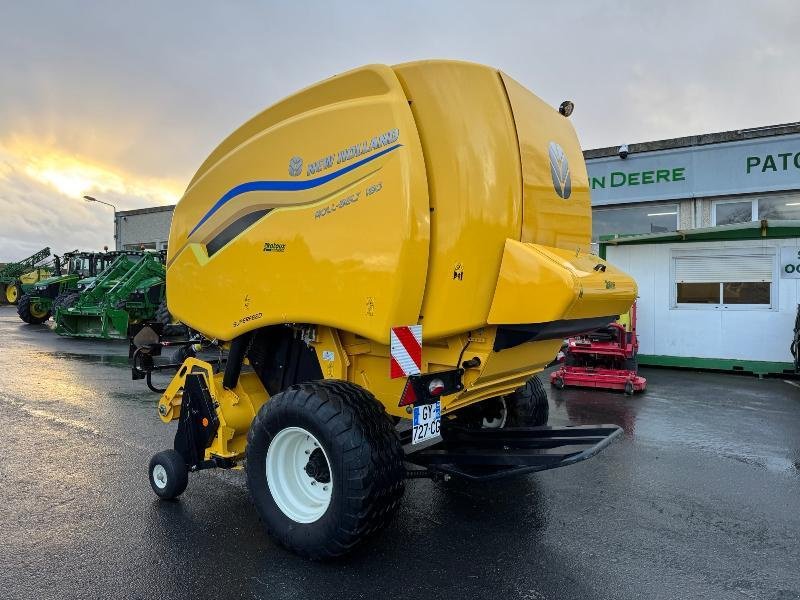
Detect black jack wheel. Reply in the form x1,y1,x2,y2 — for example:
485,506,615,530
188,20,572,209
148,449,188,500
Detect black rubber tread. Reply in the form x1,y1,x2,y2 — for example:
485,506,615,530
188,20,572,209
53,291,79,314
245,379,405,559
156,298,186,336
169,344,195,365
16,293,50,324
505,375,549,427
156,299,171,326
148,449,188,500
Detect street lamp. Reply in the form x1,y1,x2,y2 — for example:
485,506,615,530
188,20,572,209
83,195,118,248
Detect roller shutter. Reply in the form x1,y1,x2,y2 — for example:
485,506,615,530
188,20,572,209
674,254,773,283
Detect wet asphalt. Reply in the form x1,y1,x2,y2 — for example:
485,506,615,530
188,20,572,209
0,305,798,600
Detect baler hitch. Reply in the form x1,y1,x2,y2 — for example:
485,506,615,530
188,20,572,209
129,324,225,393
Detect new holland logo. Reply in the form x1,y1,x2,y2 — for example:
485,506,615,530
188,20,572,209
288,156,303,177
548,141,571,199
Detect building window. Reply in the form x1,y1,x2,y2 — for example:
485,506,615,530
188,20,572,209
592,203,678,241
758,196,800,220
673,251,774,309
712,194,800,225
676,282,719,304
123,242,157,250
713,200,754,225
722,282,771,304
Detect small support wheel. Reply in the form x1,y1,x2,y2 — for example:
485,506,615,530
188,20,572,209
553,376,565,390
624,381,635,396
148,450,188,500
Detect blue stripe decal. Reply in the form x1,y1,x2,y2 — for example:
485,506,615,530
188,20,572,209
189,143,403,236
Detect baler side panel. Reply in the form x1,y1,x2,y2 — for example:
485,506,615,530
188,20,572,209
500,73,592,252
167,65,430,343
393,61,523,340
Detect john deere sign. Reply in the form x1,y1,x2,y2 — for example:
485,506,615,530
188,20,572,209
587,133,800,206
591,167,686,190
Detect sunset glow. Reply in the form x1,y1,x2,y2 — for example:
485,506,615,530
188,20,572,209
2,138,182,205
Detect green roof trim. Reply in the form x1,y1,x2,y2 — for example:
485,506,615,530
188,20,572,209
599,219,800,247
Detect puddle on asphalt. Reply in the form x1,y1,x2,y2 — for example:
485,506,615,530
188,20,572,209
34,351,130,367
550,385,800,477
108,389,163,405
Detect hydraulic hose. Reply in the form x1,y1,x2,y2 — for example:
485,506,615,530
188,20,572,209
223,331,254,390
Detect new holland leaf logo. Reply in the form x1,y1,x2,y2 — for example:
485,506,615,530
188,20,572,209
288,156,303,177
548,141,572,199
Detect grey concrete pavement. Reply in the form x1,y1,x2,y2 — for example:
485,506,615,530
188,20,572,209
0,306,798,600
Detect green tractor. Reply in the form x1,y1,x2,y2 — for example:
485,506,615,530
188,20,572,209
55,252,170,339
0,247,53,305
16,251,117,324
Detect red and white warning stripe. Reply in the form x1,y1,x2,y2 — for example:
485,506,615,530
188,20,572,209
390,325,422,379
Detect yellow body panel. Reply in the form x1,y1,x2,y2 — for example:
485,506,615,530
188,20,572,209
157,358,269,458
167,64,430,343
393,61,523,339
20,268,50,285
161,60,638,457
487,240,638,325
501,74,592,251
308,326,561,419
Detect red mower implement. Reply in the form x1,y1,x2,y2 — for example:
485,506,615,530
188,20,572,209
550,303,646,395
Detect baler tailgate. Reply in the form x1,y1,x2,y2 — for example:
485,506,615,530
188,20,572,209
403,424,622,481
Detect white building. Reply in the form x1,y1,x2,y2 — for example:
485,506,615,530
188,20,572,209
587,123,800,375
601,221,800,375
116,205,175,251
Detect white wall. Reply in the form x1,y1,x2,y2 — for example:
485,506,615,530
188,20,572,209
607,238,800,363
117,209,173,251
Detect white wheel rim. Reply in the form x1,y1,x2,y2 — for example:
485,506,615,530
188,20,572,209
152,464,168,489
266,427,332,523
482,398,507,429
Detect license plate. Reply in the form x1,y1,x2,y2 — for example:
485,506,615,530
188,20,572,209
412,401,441,445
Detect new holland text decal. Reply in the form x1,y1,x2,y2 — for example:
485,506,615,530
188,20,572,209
304,128,400,176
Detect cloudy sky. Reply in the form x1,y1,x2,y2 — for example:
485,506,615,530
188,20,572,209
1,0,798,261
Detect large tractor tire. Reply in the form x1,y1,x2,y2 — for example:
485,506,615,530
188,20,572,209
53,291,79,314
450,375,549,429
155,298,171,326
17,293,51,324
506,375,549,427
5,281,21,305
156,299,185,336
245,380,405,559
